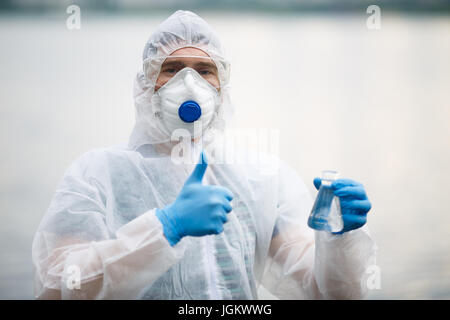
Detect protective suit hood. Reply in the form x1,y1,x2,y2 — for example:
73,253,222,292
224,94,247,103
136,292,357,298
128,10,234,150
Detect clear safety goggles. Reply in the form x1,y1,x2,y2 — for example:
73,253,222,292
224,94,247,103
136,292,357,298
143,55,230,88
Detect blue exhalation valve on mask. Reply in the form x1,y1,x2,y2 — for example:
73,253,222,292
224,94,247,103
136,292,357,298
178,100,202,123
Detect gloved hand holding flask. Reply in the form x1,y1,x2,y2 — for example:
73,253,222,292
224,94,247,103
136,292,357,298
156,151,234,246
308,170,372,234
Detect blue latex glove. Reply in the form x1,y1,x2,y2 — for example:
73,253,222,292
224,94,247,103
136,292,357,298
156,151,234,246
313,177,372,234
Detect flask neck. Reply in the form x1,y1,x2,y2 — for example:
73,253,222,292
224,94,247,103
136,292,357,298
321,170,339,186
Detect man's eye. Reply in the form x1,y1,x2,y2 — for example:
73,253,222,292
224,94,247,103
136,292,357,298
163,68,177,74
199,69,212,75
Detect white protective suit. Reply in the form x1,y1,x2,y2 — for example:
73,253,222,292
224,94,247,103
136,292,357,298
32,10,377,300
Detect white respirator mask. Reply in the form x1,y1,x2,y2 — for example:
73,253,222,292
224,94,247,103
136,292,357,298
151,67,220,139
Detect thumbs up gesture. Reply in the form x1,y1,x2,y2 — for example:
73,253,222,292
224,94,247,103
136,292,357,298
155,151,234,246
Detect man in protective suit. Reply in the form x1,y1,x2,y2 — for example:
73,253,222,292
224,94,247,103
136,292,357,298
32,10,376,300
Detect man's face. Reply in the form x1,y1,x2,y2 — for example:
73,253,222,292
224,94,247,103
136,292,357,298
155,47,220,91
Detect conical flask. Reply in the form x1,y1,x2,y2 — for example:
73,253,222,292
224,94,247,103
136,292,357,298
308,170,343,233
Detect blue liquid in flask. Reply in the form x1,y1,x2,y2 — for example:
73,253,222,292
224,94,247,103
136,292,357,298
308,170,344,233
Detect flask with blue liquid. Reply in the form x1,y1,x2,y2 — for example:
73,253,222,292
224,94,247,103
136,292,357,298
308,170,344,233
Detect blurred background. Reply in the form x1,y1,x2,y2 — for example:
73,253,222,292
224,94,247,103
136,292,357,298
0,0,449,299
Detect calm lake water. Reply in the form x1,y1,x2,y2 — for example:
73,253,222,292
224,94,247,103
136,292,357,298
0,11,449,299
